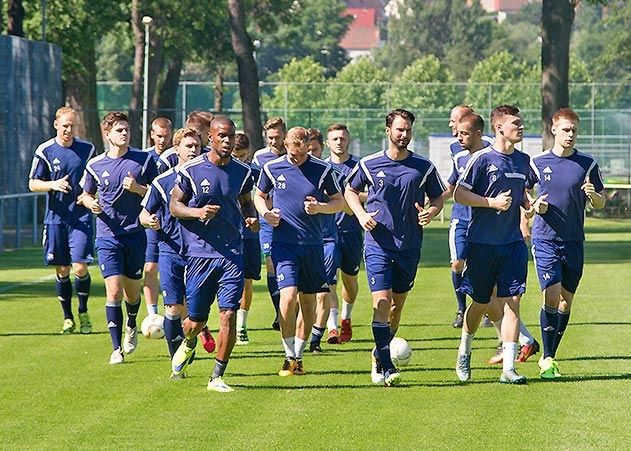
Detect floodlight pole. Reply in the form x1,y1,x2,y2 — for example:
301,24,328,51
141,16,153,149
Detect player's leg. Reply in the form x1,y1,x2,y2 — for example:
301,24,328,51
308,291,329,353
120,232,147,355
553,241,583,359
237,237,261,345
339,231,362,342
295,292,316,374
236,278,253,345
44,224,74,333
485,291,505,364
97,237,126,363
320,240,340,344
449,219,467,328
69,221,94,334
143,229,160,315
261,223,280,329
160,252,186,360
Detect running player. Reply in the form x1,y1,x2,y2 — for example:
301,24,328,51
345,109,445,387
156,111,212,174
28,107,96,334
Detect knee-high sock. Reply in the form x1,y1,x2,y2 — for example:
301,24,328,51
164,313,183,358
540,305,559,358
56,276,73,320
125,299,141,329
451,272,466,313
105,302,123,350
74,273,91,313
553,310,571,355
372,321,395,371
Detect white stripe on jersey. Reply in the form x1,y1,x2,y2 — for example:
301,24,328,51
82,152,108,188
31,138,56,175
457,147,494,190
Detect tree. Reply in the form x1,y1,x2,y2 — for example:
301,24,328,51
7,0,24,36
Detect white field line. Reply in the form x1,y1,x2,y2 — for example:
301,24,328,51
0,274,57,295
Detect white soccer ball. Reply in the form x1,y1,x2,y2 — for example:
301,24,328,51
141,314,165,339
390,337,412,367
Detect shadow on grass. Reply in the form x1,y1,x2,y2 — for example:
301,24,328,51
560,355,631,362
0,331,109,337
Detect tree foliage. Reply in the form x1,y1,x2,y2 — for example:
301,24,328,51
264,56,327,112
326,57,389,109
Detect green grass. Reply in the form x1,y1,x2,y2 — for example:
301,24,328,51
1,216,630,450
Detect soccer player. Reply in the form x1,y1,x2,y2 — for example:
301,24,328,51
530,108,606,379
28,107,96,334
252,117,288,330
232,132,261,345
454,104,536,384
143,117,173,316
156,111,212,174
80,111,157,364
169,116,257,392
255,126,344,376
140,127,201,365
345,109,445,387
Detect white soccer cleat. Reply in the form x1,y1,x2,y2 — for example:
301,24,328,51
123,327,138,354
207,377,234,393
456,352,471,382
109,347,124,365
371,349,385,384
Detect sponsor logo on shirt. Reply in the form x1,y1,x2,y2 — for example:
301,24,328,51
376,170,386,178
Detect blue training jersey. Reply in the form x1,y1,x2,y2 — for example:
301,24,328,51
157,146,209,174
176,154,253,258
347,150,446,251
81,148,157,237
530,149,604,242
258,154,341,246
326,154,363,234
242,162,260,241
141,168,182,254
448,142,491,222
457,147,536,245
29,137,95,225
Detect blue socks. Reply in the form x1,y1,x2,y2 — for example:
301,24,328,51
451,272,466,313
310,326,325,345
106,302,123,350
164,313,183,358
125,299,141,329
540,305,559,358
56,276,73,320
74,273,91,314
372,321,395,371
554,310,571,355
212,359,228,379
267,275,280,316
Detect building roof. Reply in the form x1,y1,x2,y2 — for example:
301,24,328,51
344,0,386,21
340,8,381,50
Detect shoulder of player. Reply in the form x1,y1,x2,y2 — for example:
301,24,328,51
72,137,95,151
178,155,206,176
85,151,108,169
572,148,597,164
159,147,176,161
262,154,287,171
153,168,176,185
230,156,252,174
252,147,270,164
34,138,57,158
358,150,385,166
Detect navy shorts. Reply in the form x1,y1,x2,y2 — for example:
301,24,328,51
364,244,421,294
243,237,262,280
338,231,363,276
159,250,186,305
185,254,244,321
448,218,468,263
532,239,583,293
259,220,273,257
271,241,329,294
461,241,528,303
323,241,341,285
43,222,94,266
144,228,159,264
96,230,146,280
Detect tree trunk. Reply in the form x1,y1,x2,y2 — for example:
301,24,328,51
228,0,264,150
156,53,183,124
541,0,576,149
214,65,225,113
129,0,144,148
7,0,24,36
65,43,103,153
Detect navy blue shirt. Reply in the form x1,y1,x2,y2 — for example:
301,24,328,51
457,147,536,245
29,137,95,225
531,149,604,241
347,150,446,251
81,148,157,237
157,146,209,174
258,155,341,246
176,154,253,258
242,162,260,241
447,143,491,222
142,168,182,254
326,154,363,234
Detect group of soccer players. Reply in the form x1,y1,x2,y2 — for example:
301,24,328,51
29,101,605,391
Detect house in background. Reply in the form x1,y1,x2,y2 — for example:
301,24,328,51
340,0,386,60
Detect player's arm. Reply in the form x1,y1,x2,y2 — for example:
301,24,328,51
454,185,512,212
416,195,444,226
519,207,531,240
304,192,344,215
345,187,377,231
140,208,161,230
169,185,219,221
122,171,148,197
239,192,259,232
582,177,606,209
80,191,102,214
29,176,72,194
254,189,281,227
441,183,455,202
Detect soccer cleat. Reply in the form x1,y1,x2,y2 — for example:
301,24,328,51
199,326,216,353
516,339,540,362
371,348,385,384
207,377,234,393
169,372,187,380
109,347,124,365
278,357,297,376
309,342,323,354
61,318,75,334
487,344,503,365
456,352,471,381
78,312,92,334
271,318,280,331
327,329,340,344
539,356,556,380
552,359,563,378
481,314,493,328
452,311,464,329
293,359,305,375
122,327,138,354
236,329,249,345
172,337,197,376
500,369,527,384
384,368,401,387
340,319,353,342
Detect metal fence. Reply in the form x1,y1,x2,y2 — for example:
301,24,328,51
0,192,44,252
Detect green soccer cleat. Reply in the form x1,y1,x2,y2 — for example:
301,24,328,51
78,312,92,334
539,356,556,380
207,376,234,393
552,360,563,378
61,318,75,335
171,338,197,377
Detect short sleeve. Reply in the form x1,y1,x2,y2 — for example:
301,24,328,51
29,155,50,181
347,160,370,192
142,182,162,214
322,167,341,196
80,166,98,195
424,167,446,199
257,165,274,194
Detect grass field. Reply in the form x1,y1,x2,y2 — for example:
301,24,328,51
1,216,630,450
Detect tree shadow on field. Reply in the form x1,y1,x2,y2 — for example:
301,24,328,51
560,355,631,362
0,331,108,337
526,373,631,384
584,240,631,263
570,321,631,327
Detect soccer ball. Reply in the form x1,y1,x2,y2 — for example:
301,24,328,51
390,337,412,366
141,314,165,339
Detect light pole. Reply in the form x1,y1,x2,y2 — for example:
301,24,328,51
141,15,153,149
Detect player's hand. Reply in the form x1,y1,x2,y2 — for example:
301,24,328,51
359,210,379,231
533,193,549,214
520,220,531,241
581,176,596,198
147,214,161,230
304,196,320,215
415,202,432,226
264,208,282,227
492,190,512,211
198,204,220,221
245,216,259,232
52,175,71,193
122,171,137,192
76,192,86,206
86,197,102,215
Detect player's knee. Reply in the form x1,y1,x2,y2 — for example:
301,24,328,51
56,266,71,278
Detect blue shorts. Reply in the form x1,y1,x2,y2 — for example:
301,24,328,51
461,241,528,303
159,251,186,305
145,228,159,264
244,237,262,280
43,222,94,266
259,220,273,257
448,218,468,263
323,241,340,285
338,231,363,276
184,254,244,321
271,241,329,294
532,239,584,293
96,231,146,280
364,245,421,294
